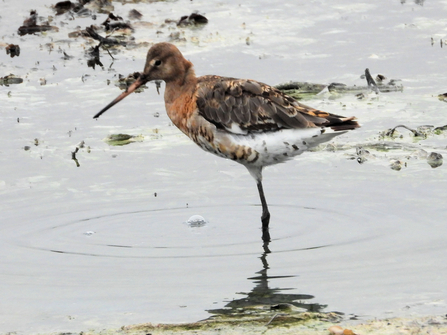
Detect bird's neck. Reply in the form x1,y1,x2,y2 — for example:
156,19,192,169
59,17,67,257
164,61,197,104
164,62,198,134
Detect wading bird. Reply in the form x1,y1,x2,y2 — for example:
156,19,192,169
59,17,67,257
94,42,359,242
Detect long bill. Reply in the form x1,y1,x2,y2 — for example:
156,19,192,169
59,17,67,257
93,77,147,119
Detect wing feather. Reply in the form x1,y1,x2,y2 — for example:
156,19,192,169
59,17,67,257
196,75,359,134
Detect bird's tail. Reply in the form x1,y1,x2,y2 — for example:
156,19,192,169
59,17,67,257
326,115,360,131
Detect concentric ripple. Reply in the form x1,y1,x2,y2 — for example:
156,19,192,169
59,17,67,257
14,202,380,259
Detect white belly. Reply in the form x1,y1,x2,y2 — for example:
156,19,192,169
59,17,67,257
195,127,346,168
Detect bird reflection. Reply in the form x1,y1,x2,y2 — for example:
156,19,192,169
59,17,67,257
207,243,326,316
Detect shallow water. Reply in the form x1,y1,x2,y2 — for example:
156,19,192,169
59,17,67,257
1,0,447,333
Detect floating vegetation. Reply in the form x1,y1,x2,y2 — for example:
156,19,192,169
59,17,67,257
276,69,403,100
434,124,447,134
104,133,144,146
334,120,447,171
437,92,447,102
0,74,23,86
121,311,342,334
380,124,447,140
116,72,147,92
71,141,88,167
381,124,426,139
274,81,326,99
329,76,403,95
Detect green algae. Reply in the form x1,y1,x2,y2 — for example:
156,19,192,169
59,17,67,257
104,134,144,146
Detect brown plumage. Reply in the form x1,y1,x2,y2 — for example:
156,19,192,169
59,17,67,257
195,75,358,133
94,42,360,242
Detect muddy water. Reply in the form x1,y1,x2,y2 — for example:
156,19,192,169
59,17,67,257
1,0,447,333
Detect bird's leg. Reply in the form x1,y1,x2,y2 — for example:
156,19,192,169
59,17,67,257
257,180,271,242
246,166,271,242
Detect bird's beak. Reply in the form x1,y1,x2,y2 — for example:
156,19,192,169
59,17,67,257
93,76,147,119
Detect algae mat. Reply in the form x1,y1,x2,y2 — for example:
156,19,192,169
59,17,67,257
71,314,447,335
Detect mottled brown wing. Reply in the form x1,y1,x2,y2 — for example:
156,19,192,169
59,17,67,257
195,75,358,133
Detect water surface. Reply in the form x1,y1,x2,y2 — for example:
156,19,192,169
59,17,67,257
1,0,447,333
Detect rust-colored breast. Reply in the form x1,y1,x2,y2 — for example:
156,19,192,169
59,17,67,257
165,86,198,135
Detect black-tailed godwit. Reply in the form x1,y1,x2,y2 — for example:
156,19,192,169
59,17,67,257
94,42,359,242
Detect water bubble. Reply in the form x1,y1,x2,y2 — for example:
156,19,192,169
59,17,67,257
186,215,208,227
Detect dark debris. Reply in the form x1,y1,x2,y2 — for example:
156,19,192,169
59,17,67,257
385,125,425,138
86,44,103,69
85,25,126,46
6,44,20,58
102,13,134,33
18,10,59,36
53,1,76,15
177,13,208,26
128,9,143,20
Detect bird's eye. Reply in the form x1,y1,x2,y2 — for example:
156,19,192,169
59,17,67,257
154,60,161,66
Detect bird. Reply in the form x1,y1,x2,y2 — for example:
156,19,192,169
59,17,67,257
94,42,359,242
